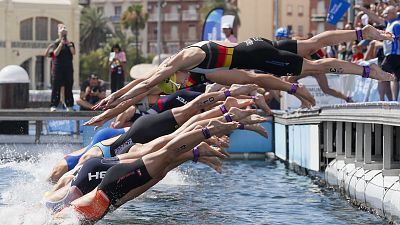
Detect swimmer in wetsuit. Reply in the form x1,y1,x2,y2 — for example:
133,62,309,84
46,106,267,212
47,127,127,182
49,85,265,182
93,25,395,111
112,86,205,128
54,119,240,223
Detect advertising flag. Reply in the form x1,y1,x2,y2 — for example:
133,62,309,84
326,0,351,25
202,8,224,41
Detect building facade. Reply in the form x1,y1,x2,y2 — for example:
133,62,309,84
0,0,81,90
91,0,204,55
237,0,310,42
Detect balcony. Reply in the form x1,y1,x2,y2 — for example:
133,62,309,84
164,13,180,21
182,10,198,21
164,34,180,41
148,14,160,22
311,14,326,22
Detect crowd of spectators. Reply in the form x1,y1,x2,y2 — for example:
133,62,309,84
309,0,400,101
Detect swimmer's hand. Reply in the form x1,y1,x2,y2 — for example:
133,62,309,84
238,114,268,125
103,96,124,110
242,124,268,138
224,97,254,110
206,120,240,137
205,136,230,148
84,113,108,129
92,93,117,110
199,156,223,173
229,84,259,96
227,107,257,121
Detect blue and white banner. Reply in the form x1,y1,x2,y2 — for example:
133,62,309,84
47,120,75,134
327,0,351,25
202,8,224,41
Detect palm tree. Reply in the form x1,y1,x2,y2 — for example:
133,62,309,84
201,0,240,27
80,7,111,54
121,4,148,64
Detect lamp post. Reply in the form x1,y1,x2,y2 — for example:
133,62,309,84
157,0,162,64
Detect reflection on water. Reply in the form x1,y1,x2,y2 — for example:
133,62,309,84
0,144,388,225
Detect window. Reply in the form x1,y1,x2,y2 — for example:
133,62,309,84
287,25,293,35
167,43,180,54
36,17,48,40
114,6,122,16
51,19,61,40
298,5,304,16
298,25,304,36
97,6,104,15
149,42,158,54
170,25,178,40
188,25,196,40
20,18,33,40
287,5,293,16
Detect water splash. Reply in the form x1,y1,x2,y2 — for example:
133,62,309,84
0,144,80,225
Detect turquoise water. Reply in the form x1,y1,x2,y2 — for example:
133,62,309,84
0,144,388,225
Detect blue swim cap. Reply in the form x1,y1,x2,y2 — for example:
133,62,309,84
275,27,289,38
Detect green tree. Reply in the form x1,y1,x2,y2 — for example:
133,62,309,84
201,0,240,27
80,49,109,81
80,7,111,54
121,4,148,65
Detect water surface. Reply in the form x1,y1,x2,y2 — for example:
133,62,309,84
0,144,387,225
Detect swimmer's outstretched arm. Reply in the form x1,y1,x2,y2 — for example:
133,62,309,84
93,78,145,110
105,48,205,110
84,89,151,127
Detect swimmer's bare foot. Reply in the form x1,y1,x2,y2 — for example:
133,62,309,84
363,24,393,41
299,97,312,109
243,124,268,138
197,142,229,159
293,84,316,106
252,94,273,115
199,156,223,173
227,107,257,121
369,64,396,81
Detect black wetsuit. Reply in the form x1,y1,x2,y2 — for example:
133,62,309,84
188,38,304,76
129,87,203,123
98,158,152,205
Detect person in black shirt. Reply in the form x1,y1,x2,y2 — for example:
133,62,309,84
77,74,106,110
49,24,75,111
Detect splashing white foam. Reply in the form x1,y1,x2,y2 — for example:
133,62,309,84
0,145,80,225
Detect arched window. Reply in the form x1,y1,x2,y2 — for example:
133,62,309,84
35,17,48,40
51,19,62,40
20,18,33,40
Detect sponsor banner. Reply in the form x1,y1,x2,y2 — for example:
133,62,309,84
283,75,344,109
47,120,75,134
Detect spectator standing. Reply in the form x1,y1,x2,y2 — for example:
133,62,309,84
109,44,126,93
76,74,106,110
222,23,237,43
49,24,75,112
381,6,400,100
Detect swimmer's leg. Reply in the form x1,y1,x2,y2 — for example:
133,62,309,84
205,69,316,106
301,58,395,81
297,25,393,57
